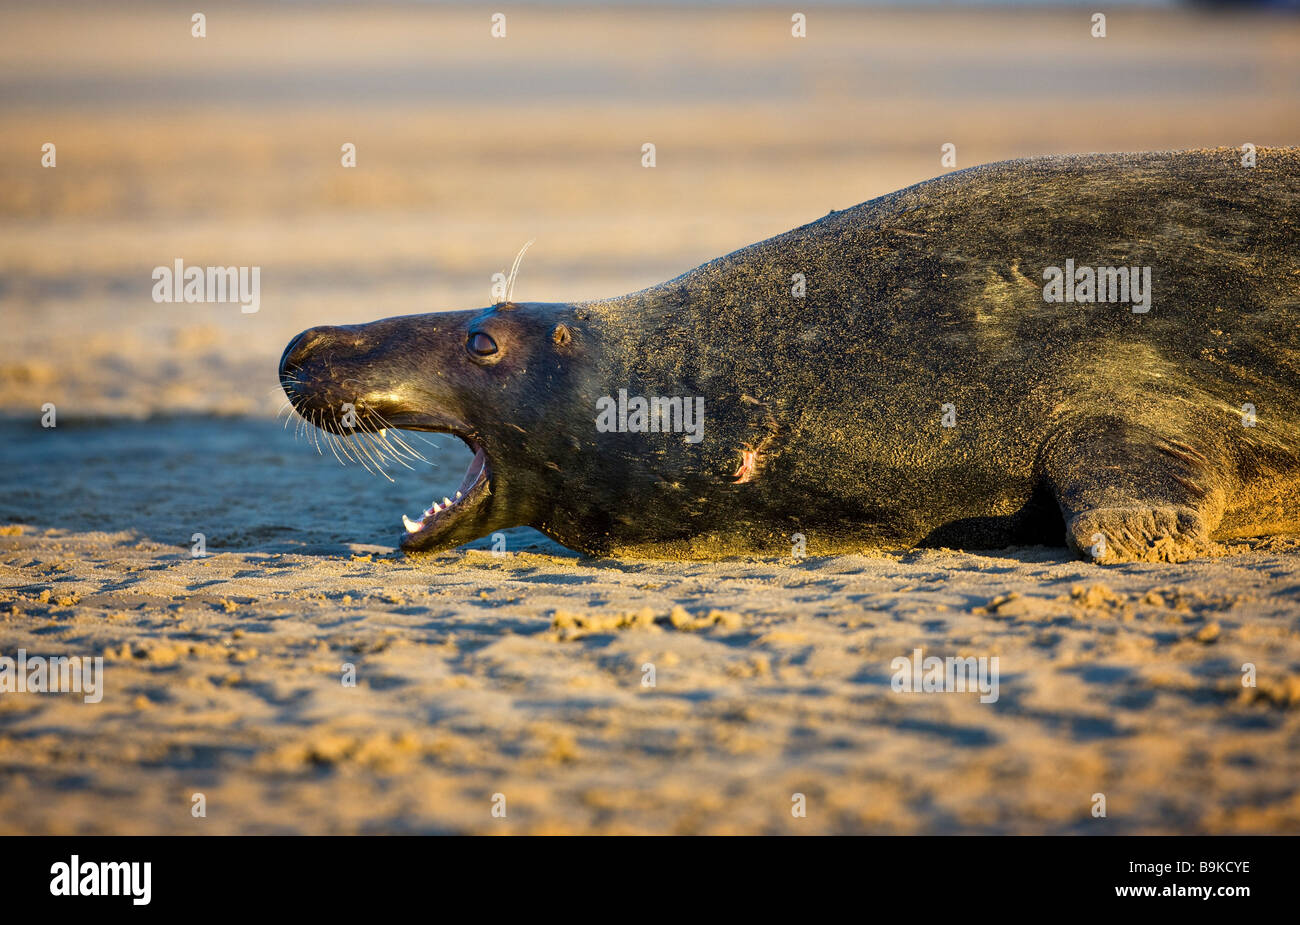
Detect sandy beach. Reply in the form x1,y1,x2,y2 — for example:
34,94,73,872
2,2,1300,834
4,433,1300,834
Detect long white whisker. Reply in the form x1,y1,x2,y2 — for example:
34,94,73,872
368,417,425,467
363,409,431,465
324,427,349,467
367,429,412,474
504,238,535,305
351,428,389,478
343,427,379,475
364,434,398,482
310,411,325,456
376,434,416,470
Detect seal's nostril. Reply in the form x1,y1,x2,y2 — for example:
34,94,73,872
280,326,335,376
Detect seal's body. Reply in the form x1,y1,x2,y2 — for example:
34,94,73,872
282,148,1300,562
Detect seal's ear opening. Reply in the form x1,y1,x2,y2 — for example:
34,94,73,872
551,323,573,348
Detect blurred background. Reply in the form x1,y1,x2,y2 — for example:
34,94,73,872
1,0,1298,419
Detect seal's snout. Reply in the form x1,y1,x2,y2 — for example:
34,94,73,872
279,324,381,431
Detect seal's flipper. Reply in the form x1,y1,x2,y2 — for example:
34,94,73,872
1063,506,1217,564
1040,416,1231,563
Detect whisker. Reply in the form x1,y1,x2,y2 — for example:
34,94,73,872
362,433,398,483
333,428,360,465
323,426,349,467
504,238,535,305
398,430,443,451
349,427,388,478
339,424,378,475
368,429,413,473
282,391,448,483
366,410,431,465
375,434,417,470
311,411,327,456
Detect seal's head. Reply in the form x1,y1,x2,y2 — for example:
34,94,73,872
280,302,585,552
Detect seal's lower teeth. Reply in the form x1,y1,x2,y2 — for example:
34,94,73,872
402,514,420,534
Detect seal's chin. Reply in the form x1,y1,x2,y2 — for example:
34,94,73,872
399,440,492,551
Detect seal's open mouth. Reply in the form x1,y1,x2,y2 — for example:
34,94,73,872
398,435,492,550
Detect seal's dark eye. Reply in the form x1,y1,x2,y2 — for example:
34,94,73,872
467,332,498,357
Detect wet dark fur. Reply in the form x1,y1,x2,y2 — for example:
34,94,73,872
284,148,1300,561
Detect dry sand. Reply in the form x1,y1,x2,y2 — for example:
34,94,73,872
2,2,1299,834
3,517,1300,834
